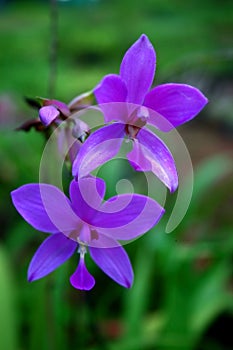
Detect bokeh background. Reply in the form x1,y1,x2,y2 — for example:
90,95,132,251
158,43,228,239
0,1,232,349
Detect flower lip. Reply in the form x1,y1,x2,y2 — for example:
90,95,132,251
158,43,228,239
70,247,96,291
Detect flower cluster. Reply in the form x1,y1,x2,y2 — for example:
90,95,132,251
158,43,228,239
11,34,208,290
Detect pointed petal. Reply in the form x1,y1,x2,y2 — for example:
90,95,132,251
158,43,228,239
11,184,81,234
94,74,127,104
94,75,129,123
144,83,208,129
69,177,106,223
39,106,60,126
127,128,178,192
28,233,77,281
127,138,152,171
89,236,133,288
120,34,156,104
70,256,95,290
46,99,70,117
72,123,125,177
39,97,70,117
92,193,164,240
144,107,174,132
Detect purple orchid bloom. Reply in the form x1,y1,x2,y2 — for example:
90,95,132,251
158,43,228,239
72,34,208,192
39,91,94,127
39,99,71,126
37,97,90,164
11,177,164,290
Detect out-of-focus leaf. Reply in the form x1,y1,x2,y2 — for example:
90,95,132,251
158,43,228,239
0,246,18,350
180,155,232,228
29,279,53,350
124,243,154,334
191,263,232,335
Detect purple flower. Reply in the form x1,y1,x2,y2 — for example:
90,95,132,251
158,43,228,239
72,34,208,192
38,91,94,127
11,177,164,290
36,96,90,164
39,99,70,126
94,34,208,129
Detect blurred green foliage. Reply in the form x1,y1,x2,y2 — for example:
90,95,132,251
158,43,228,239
0,0,232,98
0,1,232,350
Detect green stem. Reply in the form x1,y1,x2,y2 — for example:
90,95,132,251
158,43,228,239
49,0,58,97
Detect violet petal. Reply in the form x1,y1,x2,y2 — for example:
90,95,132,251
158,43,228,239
93,193,164,240
69,177,106,223
70,256,95,290
39,105,60,126
144,83,208,129
99,102,136,124
120,34,156,104
48,99,70,117
127,138,152,172
94,74,128,104
88,233,119,249
89,236,133,288
127,128,178,192
94,75,128,123
28,233,77,281
11,184,81,234
72,123,125,177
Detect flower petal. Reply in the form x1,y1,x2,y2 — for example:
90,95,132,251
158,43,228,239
127,128,178,192
146,107,174,132
144,83,208,129
127,138,152,172
69,177,106,223
39,106,60,126
120,34,156,104
28,233,77,281
94,75,128,123
42,98,70,117
70,255,95,290
72,123,125,178
89,235,133,288
92,193,164,240
94,74,128,104
57,125,82,164
11,184,81,234
99,102,137,124
88,233,118,248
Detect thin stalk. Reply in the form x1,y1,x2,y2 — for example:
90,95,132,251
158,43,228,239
48,0,58,97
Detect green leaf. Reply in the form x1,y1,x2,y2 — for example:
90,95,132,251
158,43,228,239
0,246,18,350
